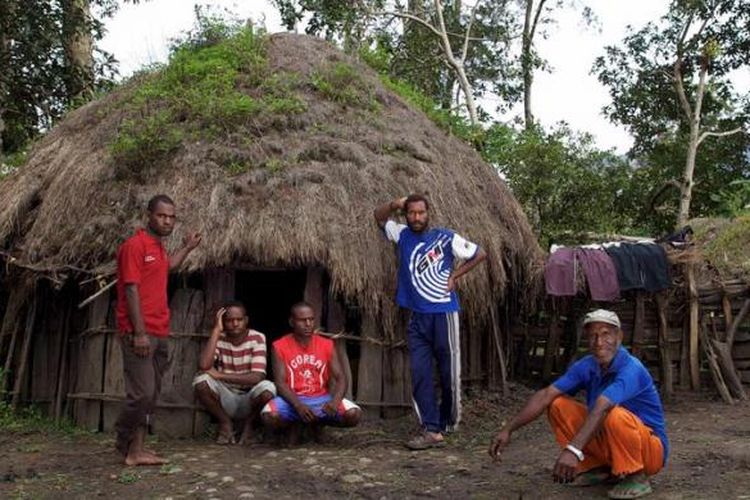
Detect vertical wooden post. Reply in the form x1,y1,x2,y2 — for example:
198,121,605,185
326,295,352,399
542,313,561,381
686,264,700,389
304,266,325,322
721,294,733,342
11,292,37,407
1,284,32,392
489,306,508,397
203,267,235,329
74,293,109,431
655,292,673,399
357,315,383,410
54,303,72,420
632,292,645,358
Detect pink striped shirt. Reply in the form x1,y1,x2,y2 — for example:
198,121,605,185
214,330,267,375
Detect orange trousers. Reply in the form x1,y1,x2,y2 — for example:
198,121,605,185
547,397,664,476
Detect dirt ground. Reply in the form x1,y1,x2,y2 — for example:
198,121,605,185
2,384,749,499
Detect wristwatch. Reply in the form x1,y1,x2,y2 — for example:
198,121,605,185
565,444,584,462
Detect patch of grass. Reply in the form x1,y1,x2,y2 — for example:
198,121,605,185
15,443,44,453
225,161,250,175
0,149,28,179
379,75,483,145
703,215,750,280
265,157,284,173
0,369,89,436
0,401,89,436
111,111,184,176
358,46,484,146
110,24,306,176
311,62,379,111
117,470,141,484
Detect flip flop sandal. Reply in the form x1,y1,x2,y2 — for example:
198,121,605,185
405,432,446,451
571,469,615,487
607,478,653,499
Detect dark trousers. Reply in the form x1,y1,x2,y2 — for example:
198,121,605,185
115,334,170,455
407,311,461,433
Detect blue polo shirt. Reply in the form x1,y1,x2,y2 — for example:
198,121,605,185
383,221,479,313
552,346,669,464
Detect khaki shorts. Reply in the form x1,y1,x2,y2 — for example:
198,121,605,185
193,373,276,419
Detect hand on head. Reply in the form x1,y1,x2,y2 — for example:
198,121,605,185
183,231,202,249
214,307,226,331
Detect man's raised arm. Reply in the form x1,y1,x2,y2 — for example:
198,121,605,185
374,197,406,228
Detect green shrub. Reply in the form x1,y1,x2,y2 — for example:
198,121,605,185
311,62,378,111
110,24,306,176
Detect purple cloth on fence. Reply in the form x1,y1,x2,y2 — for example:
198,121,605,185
576,248,620,301
545,247,577,296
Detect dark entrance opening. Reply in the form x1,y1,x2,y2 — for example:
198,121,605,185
234,269,307,345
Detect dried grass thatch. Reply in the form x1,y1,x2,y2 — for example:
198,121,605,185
0,33,543,334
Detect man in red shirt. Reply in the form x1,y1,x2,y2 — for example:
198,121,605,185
115,194,200,466
261,302,361,434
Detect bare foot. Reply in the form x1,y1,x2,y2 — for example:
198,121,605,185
216,422,236,445
124,452,168,466
238,430,253,446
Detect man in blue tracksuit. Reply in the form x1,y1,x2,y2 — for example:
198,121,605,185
375,194,487,450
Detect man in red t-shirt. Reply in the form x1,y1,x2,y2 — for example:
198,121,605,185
261,302,361,433
115,194,200,466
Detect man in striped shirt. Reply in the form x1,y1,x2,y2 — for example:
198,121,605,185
193,301,276,444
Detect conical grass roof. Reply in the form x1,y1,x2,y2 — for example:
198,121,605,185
0,31,543,331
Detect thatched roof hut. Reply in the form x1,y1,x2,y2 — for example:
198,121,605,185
0,32,543,432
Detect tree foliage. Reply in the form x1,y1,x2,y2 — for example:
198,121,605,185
483,123,641,246
0,0,125,160
273,0,520,122
594,0,749,227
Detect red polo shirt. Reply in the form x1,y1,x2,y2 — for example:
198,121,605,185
116,228,170,336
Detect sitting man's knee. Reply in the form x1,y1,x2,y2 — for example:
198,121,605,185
256,390,274,406
261,411,283,429
194,380,211,394
341,408,361,427
602,405,633,429
547,395,569,417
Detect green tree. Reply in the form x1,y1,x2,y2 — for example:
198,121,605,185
594,0,749,228
273,0,519,125
518,0,595,129
0,1,142,163
273,0,383,54
483,123,640,246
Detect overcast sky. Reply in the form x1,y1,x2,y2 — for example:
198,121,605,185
100,0,676,153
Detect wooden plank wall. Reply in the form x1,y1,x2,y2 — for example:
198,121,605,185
73,293,109,431
513,285,750,397
10,263,521,434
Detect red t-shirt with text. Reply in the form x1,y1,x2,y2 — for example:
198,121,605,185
116,228,170,336
273,334,334,397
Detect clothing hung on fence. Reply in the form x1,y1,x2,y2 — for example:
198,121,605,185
544,247,619,301
545,247,577,297
576,248,620,301
604,242,671,292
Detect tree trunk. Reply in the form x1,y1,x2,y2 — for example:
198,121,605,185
675,57,707,228
433,0,479,126
0,0,15,157
454,63,478,125
61,0,94,103
522,0,534,129
677,123,700,228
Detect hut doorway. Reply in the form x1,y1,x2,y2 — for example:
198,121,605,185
234,269,306,344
